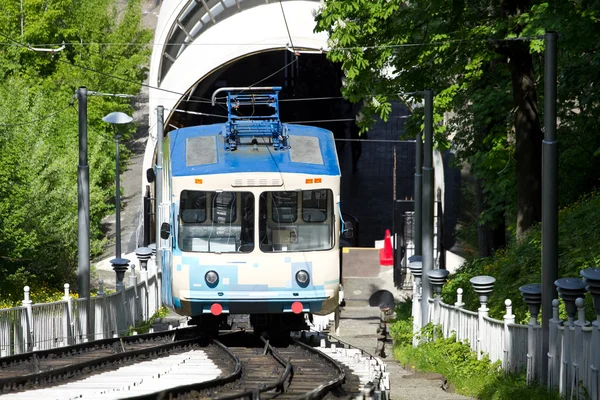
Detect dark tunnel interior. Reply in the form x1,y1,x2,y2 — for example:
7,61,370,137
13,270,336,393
165,50,359,144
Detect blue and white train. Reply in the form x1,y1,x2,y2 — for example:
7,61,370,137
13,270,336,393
150,87,352,332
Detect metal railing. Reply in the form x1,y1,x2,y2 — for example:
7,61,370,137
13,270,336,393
413,285,600,398
0,257,163,356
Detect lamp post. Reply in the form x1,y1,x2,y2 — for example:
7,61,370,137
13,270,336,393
102,112,133,259
102,112,133,291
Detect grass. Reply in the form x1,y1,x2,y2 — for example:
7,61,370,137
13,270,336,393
127,306,171,335
388,188,600,399
389,301,561,399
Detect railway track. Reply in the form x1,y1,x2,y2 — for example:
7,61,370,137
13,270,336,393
0,328,384,399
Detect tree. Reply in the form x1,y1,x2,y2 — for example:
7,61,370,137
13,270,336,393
315,0,600,246
0,0,152,299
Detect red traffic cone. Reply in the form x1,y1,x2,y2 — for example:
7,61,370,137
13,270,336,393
379,229,393,266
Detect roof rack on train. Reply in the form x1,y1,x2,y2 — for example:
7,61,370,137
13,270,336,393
211,86,289,152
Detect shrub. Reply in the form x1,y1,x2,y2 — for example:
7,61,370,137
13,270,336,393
442,191,600,321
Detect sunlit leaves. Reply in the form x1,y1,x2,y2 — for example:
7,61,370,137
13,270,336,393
0,0,151,300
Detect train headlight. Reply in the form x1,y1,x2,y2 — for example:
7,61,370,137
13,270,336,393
295,270,310,287
205,270,219,286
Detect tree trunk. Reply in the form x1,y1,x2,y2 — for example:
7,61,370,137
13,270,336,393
475,179,506,257
509,41,543,240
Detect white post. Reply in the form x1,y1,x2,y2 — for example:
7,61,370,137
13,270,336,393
572,298,588,399
548,299,561,391
454,288,464,342
559,311,573,396
526,302,540,383
470,276,495,361
23,286,34,352
95,279,106,340
129,263,139,325
141,265,149,321
591,313,600,400
503,299,515,372
412,279,422,346
119,288,127,336
63,283,73,346
477,297,489,361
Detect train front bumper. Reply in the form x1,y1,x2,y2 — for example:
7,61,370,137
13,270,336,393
175,289,335,315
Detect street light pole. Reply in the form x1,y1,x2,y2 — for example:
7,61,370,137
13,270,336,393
102,112,133,291
414,132,423,256
541,31,559,386
421,89,435,325
76,87,91,341
115,132,122,258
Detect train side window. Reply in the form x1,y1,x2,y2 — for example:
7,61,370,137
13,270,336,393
180,190,207,223
302,190,329,223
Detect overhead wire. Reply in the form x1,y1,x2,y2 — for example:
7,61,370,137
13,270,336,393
0,30,215,106
0,35,544,50
233,0,299,94
0,102,74,127
0,27,540,111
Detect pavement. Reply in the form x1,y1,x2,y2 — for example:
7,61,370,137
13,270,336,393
337,249,473,399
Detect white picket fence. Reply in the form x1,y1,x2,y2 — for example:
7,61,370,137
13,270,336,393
413,282,600,399
0,259,162,356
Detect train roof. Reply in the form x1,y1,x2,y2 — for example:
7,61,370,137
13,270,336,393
169,123,341,177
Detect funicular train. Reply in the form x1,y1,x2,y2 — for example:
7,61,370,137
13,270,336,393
147,87,353,334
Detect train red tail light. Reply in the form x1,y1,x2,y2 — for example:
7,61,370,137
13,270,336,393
291,301,303,314
210,303,223,316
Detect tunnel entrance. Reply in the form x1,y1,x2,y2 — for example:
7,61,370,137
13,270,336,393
163,50,412,247
166,50,354,138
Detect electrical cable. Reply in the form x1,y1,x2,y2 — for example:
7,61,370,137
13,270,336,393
0,102,74,127
0,30,215,105
278,0,296,53
0,35,544,50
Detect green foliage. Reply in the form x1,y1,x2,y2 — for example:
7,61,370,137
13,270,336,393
443,191,600,321
390,317,560,399
127,307,171,335
388,299,413,346
316,0,600,240
0,0,151,300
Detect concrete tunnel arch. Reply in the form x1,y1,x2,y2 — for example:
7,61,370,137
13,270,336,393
143,0,332,191
147,0,328,134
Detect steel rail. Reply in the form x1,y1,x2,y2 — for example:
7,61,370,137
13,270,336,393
212,335,294,400
293,338,347,399
0,326,199,365
0,336,201,391
122,337,242,400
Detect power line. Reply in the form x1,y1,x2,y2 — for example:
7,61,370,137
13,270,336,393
278,0,296,53
248,56,298,89
285,115,409,124
0,30,215,106
0,103,74,127
0,35,544,50
333,138,413,143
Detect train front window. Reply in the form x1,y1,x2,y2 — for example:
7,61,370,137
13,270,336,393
259,189,334,252
178,190,255,253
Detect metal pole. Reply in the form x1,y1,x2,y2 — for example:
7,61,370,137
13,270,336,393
115,133,122,259
155,106,164,277
414,132,423,255
541,31,558,385
421,89,434,325
77,87,91,340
